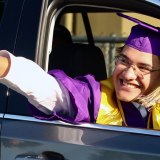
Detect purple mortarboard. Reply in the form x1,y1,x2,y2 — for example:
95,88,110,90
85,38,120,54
117,13,160,56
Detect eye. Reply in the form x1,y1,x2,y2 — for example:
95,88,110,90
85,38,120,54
119,56,129,65
115,55,130,66
138,66,152,73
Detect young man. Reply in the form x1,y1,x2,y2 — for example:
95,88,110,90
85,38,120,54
0,13,160,129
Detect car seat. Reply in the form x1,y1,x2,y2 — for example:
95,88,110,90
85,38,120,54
49,25,107,81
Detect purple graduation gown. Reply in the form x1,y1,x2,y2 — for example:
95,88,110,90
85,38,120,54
29,70,149,128
29,69,101,123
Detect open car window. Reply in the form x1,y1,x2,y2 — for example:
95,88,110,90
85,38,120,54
37,1,160,133
44,5,160,78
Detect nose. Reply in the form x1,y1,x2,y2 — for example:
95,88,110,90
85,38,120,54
122,65,138,80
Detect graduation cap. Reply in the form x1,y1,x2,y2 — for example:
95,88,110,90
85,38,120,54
117,13,160,56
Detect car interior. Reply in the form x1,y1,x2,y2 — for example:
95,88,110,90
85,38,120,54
48,26,107,81
48,10,108,81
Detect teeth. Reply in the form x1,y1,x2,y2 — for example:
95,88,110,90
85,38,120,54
123,81,136,88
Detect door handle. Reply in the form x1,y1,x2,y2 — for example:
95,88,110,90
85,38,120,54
15,155,42,160
15,151,65,160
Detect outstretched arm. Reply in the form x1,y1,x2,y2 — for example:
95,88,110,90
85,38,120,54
0,50,100,123
0,50,71,115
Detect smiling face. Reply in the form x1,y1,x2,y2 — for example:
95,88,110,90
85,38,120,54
112,45,160,102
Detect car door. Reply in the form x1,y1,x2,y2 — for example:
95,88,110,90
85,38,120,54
1,0,160,160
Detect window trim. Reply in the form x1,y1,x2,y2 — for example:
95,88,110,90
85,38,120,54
4,114,160,136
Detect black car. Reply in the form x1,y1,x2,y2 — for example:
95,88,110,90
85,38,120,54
0,0,160,159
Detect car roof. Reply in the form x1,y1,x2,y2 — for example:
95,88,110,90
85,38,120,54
51,0,160,19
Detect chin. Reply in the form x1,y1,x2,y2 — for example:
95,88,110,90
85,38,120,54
117,96,132,102
116,91,139,102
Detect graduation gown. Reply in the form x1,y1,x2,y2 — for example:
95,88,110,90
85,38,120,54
30,70,160,130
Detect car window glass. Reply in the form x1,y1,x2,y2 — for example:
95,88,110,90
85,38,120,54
0,0,4,22
0,0,7,113
5,0,43,116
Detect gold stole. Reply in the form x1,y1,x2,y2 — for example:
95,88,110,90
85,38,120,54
96,77,124,126
152,104,160,130
96,77,160,130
